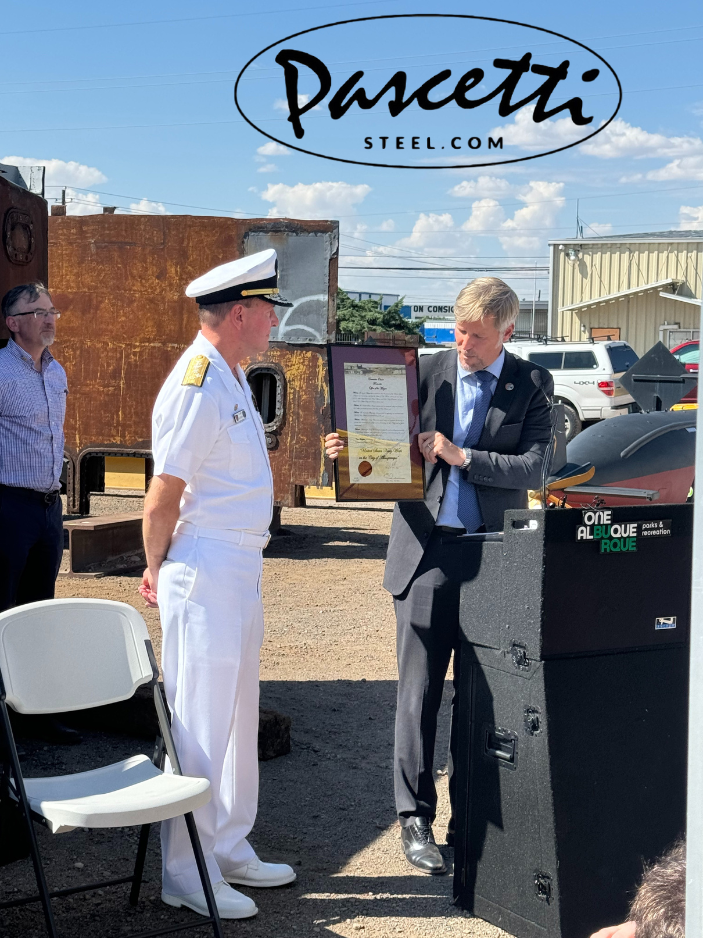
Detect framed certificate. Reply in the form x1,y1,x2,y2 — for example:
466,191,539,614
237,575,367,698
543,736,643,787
328,344,425,501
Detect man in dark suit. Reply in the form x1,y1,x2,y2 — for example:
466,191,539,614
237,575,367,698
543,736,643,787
326,278,553,874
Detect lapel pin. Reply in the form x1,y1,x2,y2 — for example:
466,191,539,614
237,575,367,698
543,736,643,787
505,382,515,391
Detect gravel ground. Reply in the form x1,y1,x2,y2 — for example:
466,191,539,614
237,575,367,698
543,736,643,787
1,496,509,938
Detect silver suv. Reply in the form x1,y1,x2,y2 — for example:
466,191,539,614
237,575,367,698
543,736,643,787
506,338,639,441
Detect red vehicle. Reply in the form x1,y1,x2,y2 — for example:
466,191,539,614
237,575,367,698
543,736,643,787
671,340,699,402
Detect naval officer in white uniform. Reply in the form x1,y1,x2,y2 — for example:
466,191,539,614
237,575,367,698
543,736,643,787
141,249,295,920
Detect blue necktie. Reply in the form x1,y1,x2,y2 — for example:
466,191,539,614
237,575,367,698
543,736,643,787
457,370,494,533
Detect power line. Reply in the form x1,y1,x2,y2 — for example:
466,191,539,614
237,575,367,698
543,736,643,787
340,265,549,271
0,0,400,36
340,254,550,259
341,273,549,279
46,183,703,221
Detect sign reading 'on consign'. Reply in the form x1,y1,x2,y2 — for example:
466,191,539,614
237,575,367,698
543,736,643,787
234,14,622,170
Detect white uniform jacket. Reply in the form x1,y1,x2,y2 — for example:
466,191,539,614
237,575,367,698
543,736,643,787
151,331,273,534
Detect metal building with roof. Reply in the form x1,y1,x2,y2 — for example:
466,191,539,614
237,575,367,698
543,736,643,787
548,230,703,354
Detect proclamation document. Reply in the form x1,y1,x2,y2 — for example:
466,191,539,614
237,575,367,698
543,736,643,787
343,362,412,484
329,344,424,501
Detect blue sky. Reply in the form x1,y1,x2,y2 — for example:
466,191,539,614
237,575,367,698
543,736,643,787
2,0,703,306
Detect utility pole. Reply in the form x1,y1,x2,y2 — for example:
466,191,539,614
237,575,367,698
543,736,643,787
685,292,703,935
532,263,537,336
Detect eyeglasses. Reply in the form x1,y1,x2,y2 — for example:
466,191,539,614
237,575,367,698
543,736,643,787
9,309,61,320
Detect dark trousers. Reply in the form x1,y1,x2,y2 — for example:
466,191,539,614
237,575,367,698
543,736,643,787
0,486,63,612
393,529,483,826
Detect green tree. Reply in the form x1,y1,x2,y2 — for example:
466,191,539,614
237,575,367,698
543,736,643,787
335,289,425,338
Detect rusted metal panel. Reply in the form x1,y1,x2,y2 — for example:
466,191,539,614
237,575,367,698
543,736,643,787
62,512,145,577
246,343,331,506
0,174,48,344
48,215,336,511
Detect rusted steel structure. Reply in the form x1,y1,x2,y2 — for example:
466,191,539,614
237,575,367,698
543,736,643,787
0,171,48,344
49,215,337,514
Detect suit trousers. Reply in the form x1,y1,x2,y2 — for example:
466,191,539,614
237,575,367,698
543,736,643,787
394,528,483,826
0,486,63,612
158,531,263,896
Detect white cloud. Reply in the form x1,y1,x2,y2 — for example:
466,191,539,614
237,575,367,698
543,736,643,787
393,213,462,257
0,155,109,215
449,176,514,199
632,155,703,182
489,112,703,167
129,198,168,215
581,120,703,160
256,141,290,157
1,155,107,189
260,181,371,230
64,189,103,215
499,181,566,254
583,222,613,236
489,107,579,152
273,93,321,113
680,204,703,228
378,219,396,232
254,141,291,166
462,198,505,232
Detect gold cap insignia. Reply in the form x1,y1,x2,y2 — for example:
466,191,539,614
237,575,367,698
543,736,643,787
182,355,210,387
241,287,279,297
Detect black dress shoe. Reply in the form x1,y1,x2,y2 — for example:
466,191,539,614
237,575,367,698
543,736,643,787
400,817,447,875
38,718,82,746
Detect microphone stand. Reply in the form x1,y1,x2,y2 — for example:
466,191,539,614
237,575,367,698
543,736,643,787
531,370,557,509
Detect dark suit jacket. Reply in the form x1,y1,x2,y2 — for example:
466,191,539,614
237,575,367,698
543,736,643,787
383,348,553,597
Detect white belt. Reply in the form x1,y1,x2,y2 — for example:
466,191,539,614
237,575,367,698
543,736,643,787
174,520,270,549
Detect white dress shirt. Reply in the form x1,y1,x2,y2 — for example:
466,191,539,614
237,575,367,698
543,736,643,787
435,349,505,529
152,331,273,535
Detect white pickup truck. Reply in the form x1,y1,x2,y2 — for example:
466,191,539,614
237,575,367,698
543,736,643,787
506,339,639,441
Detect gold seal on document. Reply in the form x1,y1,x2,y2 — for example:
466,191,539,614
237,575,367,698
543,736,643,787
182,355,210,387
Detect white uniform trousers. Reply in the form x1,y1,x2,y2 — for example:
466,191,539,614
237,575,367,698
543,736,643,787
158,531,264,896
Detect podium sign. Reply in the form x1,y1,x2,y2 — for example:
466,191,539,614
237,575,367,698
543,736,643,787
453,505,692,938
328,344,424,501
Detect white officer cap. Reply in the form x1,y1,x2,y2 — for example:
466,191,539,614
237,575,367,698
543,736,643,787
185,248,292,307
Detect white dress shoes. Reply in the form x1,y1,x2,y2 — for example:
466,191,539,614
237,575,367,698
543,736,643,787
162,879,258,919
223,856,297,888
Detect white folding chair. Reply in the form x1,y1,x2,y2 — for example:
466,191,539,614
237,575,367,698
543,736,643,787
0,598,223,938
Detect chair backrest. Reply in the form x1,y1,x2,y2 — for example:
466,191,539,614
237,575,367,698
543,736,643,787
0,599,155,714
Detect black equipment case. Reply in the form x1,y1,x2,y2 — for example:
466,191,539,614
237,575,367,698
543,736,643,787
453,504,691,938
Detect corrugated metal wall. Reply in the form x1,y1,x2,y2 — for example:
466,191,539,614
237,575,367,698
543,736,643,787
552,240,703,354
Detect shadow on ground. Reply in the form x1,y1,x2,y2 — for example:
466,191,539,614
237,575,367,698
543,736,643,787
265,526,390,562
0,679,469,937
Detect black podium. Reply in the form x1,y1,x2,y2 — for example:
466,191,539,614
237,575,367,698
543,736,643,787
453,504,692,938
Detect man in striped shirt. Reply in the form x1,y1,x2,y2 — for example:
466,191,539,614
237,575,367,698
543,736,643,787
0,282,79,743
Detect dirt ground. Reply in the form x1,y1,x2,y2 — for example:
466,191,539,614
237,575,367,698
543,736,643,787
1,496,509,938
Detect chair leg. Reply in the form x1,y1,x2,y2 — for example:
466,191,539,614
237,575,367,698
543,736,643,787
184,812,224,938
129,823,151,907
24,811,60,938
0,700,59,938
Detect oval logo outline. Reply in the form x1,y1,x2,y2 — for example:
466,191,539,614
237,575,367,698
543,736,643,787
234,13,623,170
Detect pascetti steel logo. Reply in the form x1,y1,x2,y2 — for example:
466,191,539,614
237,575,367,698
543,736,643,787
234,14,622,170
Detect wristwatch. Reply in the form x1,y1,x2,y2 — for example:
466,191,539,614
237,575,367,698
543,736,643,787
460,448,471,471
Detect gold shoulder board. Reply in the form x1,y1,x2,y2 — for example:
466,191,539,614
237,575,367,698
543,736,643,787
182,355,210,387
